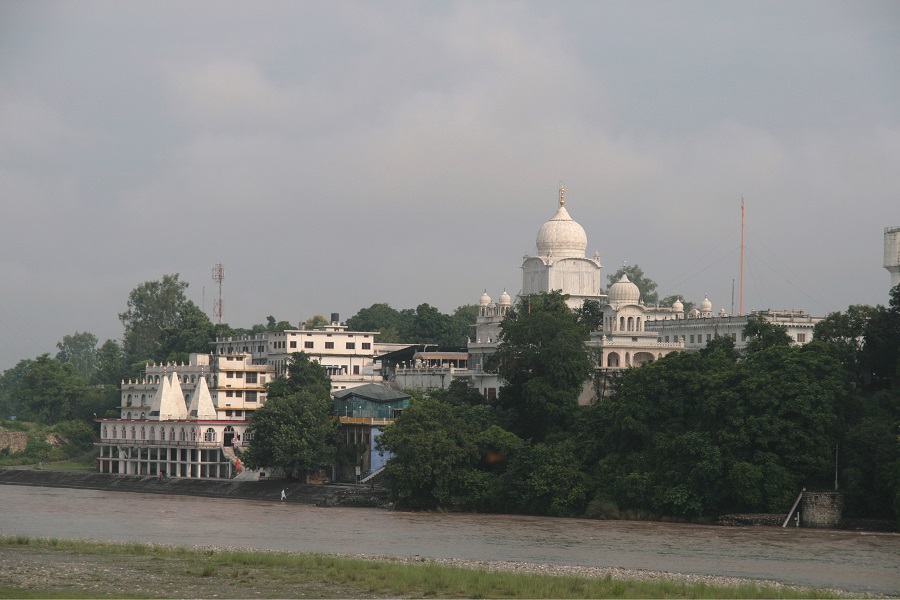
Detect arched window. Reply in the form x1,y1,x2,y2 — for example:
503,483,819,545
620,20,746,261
155,375,160,384
636,317,642,331
131,426,136,440
140,412,146,419
179,428,186,441
103,425,108,438
110,426,115,439
191,375,196,383
244,430,253,442
171,427,176,441
190,428,197,442
184,394,190,403
126,412,131,419
204,428,216,442
183,375,189,384
627,316,634,331
149,427,155,440
619,316,625,331
126,394,132,406
140,427,146,440
141,394,146,405
159,427,164,441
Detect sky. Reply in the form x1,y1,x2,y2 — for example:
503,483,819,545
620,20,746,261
1,1,898,371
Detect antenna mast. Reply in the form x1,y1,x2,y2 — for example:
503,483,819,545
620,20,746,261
211,263,224,323
739,197,745,316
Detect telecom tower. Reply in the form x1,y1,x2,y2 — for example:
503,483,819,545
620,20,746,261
885,227,900,289
212,263,224,323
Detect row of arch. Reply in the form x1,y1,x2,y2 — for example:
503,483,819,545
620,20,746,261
604,351,662,368
604,315,645,332
103,424,246,443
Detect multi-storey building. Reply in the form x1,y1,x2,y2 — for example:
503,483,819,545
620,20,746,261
96,353,274,478
211,319,382,392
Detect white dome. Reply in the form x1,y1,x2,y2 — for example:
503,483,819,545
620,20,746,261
700,295,712,312
536,204,587,258
608,274,640,304
672,298,684,312
499,289,512,306
479,290,492,306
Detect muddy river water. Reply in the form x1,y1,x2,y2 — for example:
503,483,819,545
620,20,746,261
1,485,897,594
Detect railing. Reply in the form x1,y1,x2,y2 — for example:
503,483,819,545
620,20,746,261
95,439,223,448
335,416,395,426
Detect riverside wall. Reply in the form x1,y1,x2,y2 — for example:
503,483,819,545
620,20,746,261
0,468,390,508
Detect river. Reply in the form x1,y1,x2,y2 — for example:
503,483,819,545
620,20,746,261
0,485,896,595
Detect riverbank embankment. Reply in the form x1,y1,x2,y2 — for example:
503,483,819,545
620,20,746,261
0,468,390,507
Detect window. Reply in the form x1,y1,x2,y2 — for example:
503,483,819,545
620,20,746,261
361,342,371,350
103,425,108,438
149,427,155,440
227,372,234,378
346,342,355,349
160,428,165,441
290,341,297,348
235,372,243,379
246,391,257,403
131,426,136,440
245,372,257,384
664,336,669,343
353,365,360,375
226,391,233,397
797,333,806,343
226,410,232,417
179,428,186,441
325,342,334,349
689,335,695,343
191,428,197,442
706,334,711,342
305,341,314,349
204,428,216,442
126,394,132,407
236,391,243,397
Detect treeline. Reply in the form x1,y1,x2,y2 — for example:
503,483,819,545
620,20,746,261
378,288,900,526
0,273,477,424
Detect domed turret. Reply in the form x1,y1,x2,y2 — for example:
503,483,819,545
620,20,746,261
672,297,684,312
480,290,492,306
700,295,712,313
535,185,588,259
608,274,641,304
499,289,511,306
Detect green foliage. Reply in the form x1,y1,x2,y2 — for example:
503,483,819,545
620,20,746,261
346,302,477,347
591,340,850,518
20,354,89,424
92,339,124,386
159,300,216,362
742,316,792,354
489,291,592,441
242,353,335,479
378,397,479,509
119,274,189,365
55,331,98,380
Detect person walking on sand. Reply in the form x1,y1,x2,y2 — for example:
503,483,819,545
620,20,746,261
280,489,286,502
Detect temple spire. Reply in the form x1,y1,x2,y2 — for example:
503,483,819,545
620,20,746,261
559,182,565,207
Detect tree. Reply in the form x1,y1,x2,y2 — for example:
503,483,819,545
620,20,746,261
242,353,335,480
858,284,900,388
0,358,33,420
20,354,89,424
55,331,98,381
119,274,189,365
346,303,403,340
378,397,480,509
304,314,328,329
607,264,658,305
488,291,592,441
159,300,215,362
92,339,124,386
742,316,792,354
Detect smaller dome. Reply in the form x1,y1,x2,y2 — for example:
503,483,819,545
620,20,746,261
608,274,641,304
499,289,512,306
700,295,712,312
689,308,701,318
480,290,492,306
672,298,684,312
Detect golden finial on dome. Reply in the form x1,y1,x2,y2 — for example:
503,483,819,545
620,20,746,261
559,182,565,206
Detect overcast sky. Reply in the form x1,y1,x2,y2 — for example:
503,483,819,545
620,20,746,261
1,1,898,371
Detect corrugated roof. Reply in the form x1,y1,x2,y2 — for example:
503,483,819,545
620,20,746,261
332,383,412,403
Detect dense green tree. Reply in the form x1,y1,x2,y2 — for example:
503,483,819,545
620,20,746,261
92,339,124,386
378,397,480,509
55,331,98,381
742,315,793,354
590,339,848,518
607,264,658,304
242,353,335,480
159,300,216,362
858,285,900,388
488,291,592,441
119,274,189,365
575,298,604,331
19,354,89,424
0,359,33,420
346,303,404,342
